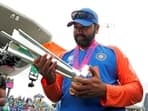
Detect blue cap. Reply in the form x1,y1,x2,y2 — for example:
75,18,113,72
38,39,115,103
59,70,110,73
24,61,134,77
67,8,98,27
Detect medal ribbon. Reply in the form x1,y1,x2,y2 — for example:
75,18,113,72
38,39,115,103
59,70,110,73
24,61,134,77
73,40,98,70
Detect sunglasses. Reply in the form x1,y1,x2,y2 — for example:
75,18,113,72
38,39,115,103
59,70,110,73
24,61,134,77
71,11,95,20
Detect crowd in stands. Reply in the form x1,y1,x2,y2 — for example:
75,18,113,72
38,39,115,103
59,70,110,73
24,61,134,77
2,93,55,111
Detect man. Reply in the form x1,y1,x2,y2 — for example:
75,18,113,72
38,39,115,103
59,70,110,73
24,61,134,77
34,8,143,111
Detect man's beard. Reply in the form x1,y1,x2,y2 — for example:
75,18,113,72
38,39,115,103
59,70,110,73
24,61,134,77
74,31,95,48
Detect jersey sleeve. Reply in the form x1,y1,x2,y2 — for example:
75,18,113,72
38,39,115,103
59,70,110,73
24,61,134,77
100,46,143,107
41,74,63,102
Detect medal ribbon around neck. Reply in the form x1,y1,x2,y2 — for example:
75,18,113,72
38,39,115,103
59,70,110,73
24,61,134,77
73,40,98,70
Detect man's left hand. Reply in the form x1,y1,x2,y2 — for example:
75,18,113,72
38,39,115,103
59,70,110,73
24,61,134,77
69,66,106,98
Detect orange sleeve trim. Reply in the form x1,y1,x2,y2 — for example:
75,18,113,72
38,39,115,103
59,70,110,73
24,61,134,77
100,46,143,107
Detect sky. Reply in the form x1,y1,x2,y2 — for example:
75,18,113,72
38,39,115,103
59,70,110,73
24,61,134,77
0,0,148,105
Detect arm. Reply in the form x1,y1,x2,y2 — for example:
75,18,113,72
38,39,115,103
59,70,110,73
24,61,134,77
41,74,63,102
100,46,143,107
40,41,65,102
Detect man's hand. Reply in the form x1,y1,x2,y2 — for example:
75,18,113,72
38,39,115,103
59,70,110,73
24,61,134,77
70,66,106,98
34,54,57,84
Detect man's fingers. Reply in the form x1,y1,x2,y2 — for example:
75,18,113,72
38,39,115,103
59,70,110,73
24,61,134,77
34,55,41,65
47,61,57,74
89,66,100,78
73,76,90,85
69,88,76,95
70,83,92,97
71,81,89,91
34,54,47,67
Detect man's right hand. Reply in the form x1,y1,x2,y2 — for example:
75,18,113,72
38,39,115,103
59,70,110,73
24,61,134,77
33,54,57,84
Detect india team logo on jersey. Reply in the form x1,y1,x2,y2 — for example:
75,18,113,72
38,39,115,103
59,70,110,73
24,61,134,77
96,52,107,61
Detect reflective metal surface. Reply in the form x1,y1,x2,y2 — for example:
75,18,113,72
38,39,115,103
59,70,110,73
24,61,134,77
0,3,52,76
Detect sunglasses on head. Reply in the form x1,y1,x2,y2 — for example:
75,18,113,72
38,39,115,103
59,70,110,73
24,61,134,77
71,11,95,20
